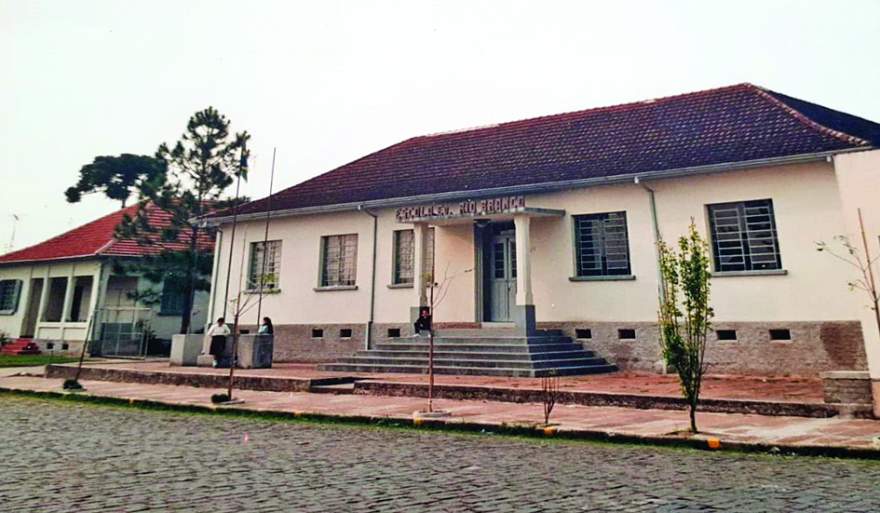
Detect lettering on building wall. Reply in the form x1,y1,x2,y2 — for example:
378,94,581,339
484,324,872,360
396,196,526,222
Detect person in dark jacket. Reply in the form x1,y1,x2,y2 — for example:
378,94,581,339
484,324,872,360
413,307,432,336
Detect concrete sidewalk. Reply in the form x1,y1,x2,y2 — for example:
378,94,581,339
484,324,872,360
2,374,879,458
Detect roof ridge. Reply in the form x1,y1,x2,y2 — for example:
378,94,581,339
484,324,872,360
416,83,756,140
748,85,870,147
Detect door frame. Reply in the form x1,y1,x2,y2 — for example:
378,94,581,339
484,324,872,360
474,221,517,323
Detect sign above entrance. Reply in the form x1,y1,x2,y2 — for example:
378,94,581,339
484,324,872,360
396,196,527,223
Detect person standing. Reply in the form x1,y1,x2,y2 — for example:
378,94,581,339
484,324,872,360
258,317,274,335
205,317,231,367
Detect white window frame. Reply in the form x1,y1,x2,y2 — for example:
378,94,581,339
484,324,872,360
319,234,358,288
0,279,22,315
392,229,415,285
572,212,632,277
707,199,782,273
248,240,282,291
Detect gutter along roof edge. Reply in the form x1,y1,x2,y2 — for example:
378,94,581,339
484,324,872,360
205,148,867,226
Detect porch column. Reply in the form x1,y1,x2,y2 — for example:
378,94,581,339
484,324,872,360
410,222,429,323
513,215,536,335
61,265,76,323
36,267,51,324
84,263,104,340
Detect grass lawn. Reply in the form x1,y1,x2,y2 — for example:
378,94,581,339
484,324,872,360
0,354,79,367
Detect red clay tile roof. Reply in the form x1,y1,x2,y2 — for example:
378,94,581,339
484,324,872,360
225,83,879,218
0,203,214,265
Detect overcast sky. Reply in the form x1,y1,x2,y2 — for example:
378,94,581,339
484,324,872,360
2,0,879,252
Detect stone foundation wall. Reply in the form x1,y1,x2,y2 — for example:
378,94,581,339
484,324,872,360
540,320,867,377
247,323,415,363
821,371,873,404
33,339,83,356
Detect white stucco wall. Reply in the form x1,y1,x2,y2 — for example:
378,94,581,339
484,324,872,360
210,159,873,330
832,149,880,383
0,260,101,341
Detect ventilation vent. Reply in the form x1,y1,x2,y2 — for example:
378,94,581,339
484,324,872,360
387,328,401,338
46,342,54,350
769,329,791,341
716,329,737,341
311,328,324,339
61,343,69,350
618,329,636,340
575,328,592,339
340,328,353,339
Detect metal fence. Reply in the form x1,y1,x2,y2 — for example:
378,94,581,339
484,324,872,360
89,306,155,358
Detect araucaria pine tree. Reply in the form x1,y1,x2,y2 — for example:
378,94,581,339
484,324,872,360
657,221,714,433
116,107,250,334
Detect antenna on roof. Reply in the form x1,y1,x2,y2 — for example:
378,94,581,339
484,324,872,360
6,214,19,254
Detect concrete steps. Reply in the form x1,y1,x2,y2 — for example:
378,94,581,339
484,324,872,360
318,329,617,377
0,338,41,356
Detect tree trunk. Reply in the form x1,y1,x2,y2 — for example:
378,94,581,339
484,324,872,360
689,403,698,433
179,224,199,334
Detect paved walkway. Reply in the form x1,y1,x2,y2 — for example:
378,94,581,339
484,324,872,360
2,374,878,456
66,360,825,402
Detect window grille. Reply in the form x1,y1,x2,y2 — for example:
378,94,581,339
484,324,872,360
248,240,282,290
393,230,414,285
321,234,358,287
573,212,631,276
708,199,782,272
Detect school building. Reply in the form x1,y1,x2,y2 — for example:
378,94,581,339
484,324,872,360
203,84,880,394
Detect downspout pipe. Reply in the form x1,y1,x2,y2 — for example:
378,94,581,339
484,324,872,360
635,176,667,374
358,204,379,350
634,176,665,304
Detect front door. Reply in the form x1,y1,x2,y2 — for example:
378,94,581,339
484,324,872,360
488,231,517,321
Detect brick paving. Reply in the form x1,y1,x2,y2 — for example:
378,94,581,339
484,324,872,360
2,375,879,452
67,360,825,403
1,394,879,512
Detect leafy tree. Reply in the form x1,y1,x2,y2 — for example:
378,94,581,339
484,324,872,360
65,154,166,207
116,107,250,334
657,221,714,433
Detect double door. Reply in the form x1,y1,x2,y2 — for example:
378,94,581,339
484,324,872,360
488,232,517,321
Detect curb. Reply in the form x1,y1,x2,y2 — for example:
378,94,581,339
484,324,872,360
2,386,878,460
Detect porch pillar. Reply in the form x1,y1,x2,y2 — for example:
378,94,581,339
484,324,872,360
36,267,51,324
61,265,76,323
513,215,536,335
410,222,429,323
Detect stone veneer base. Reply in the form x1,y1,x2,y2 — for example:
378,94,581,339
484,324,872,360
243,320,867,378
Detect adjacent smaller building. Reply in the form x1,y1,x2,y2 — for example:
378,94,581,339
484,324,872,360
0,204,210,356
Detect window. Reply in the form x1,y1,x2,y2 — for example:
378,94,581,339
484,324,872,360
575,328,592,339
0,279,22,315
248,240,282,290
392,228,435,285
573,212,631,277
339,328,353,338
424,228,435,278
387,328,401,338
160,283,185,316
708,199,782,272
320,234,358,287
311,328,324,338
393,230,415,285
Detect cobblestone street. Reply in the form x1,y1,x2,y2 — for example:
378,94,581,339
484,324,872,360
1,396,878,512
